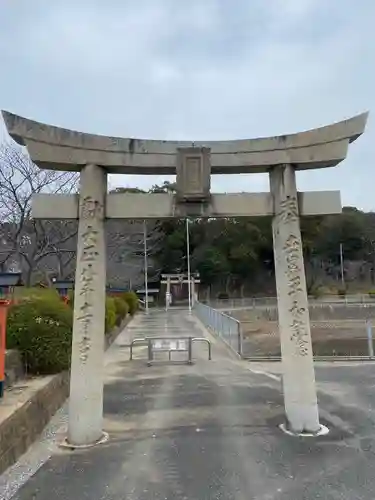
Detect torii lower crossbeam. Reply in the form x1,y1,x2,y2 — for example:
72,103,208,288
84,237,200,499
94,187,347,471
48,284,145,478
32,191,341,219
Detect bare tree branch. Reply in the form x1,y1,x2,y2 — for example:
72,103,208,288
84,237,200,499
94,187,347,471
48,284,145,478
0,141,78,283
0,144,166,287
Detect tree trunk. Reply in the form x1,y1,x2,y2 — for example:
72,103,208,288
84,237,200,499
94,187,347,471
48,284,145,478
225,275,231,294
24,266,33,287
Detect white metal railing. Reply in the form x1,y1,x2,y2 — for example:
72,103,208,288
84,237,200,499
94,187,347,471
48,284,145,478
194,301,243,356
202,294,375,311
195,300,375,359
138,299,146,310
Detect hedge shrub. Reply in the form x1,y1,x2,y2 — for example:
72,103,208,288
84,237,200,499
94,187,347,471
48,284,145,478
68,292,122,330
6,286,128,375
105,296,117,333
122,291,139,316
14,286,61,302
7,293,73,374
67,289,75,308
113,297,129,325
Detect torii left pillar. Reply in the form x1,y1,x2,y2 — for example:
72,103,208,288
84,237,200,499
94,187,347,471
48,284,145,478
68,164,107,447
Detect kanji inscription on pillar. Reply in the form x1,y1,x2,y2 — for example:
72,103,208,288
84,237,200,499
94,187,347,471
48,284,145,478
76,197,103,362
281,229,311,356
279,195,299,223
283,231,311,356
289,300,309,356
80,195,104,219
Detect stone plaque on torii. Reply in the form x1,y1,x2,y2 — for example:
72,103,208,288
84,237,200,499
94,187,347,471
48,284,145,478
1,110,368,446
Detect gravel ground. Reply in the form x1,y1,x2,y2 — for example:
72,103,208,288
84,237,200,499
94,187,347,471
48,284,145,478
234,307,374,357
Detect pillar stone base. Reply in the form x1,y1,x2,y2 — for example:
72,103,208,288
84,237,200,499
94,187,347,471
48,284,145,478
60,431,109,450
279,423,329,438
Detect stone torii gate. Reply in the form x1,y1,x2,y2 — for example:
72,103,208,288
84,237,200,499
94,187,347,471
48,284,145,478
161,273,201,308
2,110,368,446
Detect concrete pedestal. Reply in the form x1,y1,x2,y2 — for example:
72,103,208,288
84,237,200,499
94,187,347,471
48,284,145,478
270,164,320,433
67,164,107,446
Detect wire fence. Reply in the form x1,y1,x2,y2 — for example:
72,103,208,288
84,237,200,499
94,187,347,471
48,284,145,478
234,305,375,358
194,301,243,356
232,303,375,323
202,294,375,311
196,298,375,359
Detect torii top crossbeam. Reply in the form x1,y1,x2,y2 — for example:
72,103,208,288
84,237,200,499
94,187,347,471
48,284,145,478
1,111,368,175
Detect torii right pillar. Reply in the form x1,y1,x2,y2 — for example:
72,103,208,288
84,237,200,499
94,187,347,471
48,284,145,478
270,164,319,434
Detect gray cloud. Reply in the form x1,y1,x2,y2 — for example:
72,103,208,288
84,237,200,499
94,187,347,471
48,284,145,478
0,0,373,207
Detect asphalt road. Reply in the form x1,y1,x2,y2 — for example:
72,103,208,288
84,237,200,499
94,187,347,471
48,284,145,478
3,311,375,499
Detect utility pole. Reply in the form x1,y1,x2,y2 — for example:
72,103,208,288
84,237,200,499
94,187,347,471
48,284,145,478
186,218,191,313
339,243,345,290
143,220,149,314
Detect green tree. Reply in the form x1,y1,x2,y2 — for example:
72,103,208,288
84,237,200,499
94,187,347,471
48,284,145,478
102,182,375,294
149,181,176,193
110,187,146,194
315,208,366,264
193,246,230,287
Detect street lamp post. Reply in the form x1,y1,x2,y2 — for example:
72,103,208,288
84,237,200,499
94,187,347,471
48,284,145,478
339,243,345,290
143,220,149,314
186,218,192,313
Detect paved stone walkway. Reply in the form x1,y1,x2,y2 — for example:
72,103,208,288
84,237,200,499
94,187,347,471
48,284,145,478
3,309,375,499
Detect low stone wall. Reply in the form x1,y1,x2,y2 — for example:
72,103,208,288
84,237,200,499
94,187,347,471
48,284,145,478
0,372,69,475
105,315,131,348
0,315,132,475
5,350,24,388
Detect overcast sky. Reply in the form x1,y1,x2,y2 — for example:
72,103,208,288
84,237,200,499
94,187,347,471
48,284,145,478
0,0,373,209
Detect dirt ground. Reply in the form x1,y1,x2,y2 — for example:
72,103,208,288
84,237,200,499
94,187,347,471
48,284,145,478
234,309,374,357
